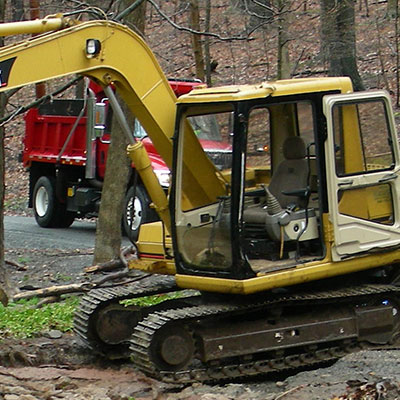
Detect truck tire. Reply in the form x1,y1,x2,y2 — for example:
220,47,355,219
122,185,158,242
57,209,76,228
33,176,75,228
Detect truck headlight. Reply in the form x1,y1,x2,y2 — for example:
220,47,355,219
154,170,170,188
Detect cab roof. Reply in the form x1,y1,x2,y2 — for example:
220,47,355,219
177,77,353,104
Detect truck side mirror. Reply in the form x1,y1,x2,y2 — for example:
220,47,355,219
94,102,107,137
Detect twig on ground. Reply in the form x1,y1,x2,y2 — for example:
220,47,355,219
11,246,137,302
92,270,130,286
84,258,122,273
35,296,61,308
12,267,131,301
274,385,305,400
12,282,93,301
5,259,27,271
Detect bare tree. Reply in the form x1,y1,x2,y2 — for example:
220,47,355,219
189,0,205,81
276,0,291,79
320,0,364,91
93,0,147,264
0,0,10,306
30,0,46,99
204,0,212,85
387,0,397,19
12,0,24,21
233,0,292,79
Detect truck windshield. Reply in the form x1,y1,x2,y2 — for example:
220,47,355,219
133,119,147,139
133,116,223,142
188,115,223,141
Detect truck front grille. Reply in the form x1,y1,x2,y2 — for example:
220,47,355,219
206,151,232,170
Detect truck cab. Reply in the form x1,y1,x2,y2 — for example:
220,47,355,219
22,79,231,241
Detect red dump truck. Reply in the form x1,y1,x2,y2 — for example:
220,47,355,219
21,79,232,240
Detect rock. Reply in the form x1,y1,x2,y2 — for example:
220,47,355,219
45,330,63,339
55,376,78,391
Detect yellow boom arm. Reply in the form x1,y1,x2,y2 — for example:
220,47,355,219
0,18,225,226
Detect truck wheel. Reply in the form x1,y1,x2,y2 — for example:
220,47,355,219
123,185,157,242
33,176,75,228
33,176,58,227
56,209,76,228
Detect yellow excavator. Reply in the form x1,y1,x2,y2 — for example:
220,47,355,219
2,15,400,382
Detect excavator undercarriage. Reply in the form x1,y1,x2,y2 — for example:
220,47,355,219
74,270,400,383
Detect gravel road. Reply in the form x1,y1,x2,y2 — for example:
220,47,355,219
4,215,131,290
4,215,130,250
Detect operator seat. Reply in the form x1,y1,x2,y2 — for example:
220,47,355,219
243,136,318,246
268,136,309,209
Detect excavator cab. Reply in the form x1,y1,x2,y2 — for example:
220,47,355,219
171,84,400,286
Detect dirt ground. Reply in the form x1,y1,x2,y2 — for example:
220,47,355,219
2,335,400,400
2,244,400,399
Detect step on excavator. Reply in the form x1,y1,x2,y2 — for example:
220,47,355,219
1,15,400,383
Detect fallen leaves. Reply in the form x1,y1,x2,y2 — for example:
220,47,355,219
333,379,400,400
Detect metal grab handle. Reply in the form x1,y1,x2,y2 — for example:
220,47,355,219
338,179,354,187
379,173,398,183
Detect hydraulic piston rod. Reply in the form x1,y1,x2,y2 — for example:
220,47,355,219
0,16,76,36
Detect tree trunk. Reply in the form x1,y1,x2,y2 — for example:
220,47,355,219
12,0,23,21
387,0,397,19
204,0,212,86
189,0,205,81
93,0,147,264
0,93,10,306
127,0,147,35
93,107,131,264
0,0,10,306
277,0,291,79
320,0,364,91
30,0,46,99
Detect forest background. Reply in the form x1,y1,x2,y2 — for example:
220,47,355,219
4,0,400,209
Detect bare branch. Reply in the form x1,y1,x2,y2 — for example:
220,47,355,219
251,0,277,13
244,0,278,18
114,0,145,21
61,1,109,19
146,0,251,41
0,76,83,126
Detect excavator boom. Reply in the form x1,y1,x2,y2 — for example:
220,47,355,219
0,17,224,224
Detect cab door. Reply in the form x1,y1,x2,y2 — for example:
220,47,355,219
323,91,400,261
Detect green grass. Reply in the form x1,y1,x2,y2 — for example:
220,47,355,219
17,256,30,264
0,296,79,339
55,273,73,282
120,291,184,307
0,291,187,340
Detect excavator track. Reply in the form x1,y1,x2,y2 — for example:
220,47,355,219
129,284,400,383
73,272,180,359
